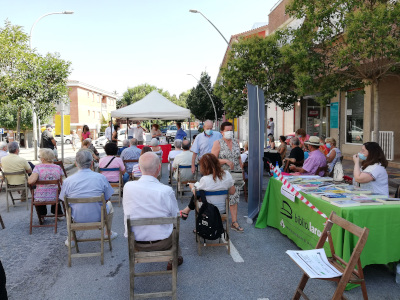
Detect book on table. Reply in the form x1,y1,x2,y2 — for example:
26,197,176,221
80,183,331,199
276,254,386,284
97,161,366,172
352,199,383,205
361,194,387,199
321,193,351,201
351,195,373,201
377,198,400,205
330,200,360,207
344,186,373,194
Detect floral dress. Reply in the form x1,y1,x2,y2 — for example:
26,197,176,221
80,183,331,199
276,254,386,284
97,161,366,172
32,164,63,201
218,139,243,205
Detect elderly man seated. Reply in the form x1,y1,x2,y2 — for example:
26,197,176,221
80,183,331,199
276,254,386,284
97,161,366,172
172,140,194,181
289,136,326,176
1,142,32,201
123,152,182,270
118,139,129,156
0,141,8,160
60,150,117,247
120,138,141,178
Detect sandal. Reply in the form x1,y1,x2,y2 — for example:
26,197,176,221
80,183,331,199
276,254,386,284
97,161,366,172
180,210,188,220
231,221,244,233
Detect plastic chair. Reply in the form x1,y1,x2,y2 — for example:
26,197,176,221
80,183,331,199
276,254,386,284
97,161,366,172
65,194,112,267
194,190,230,256
291,211,369,300
29,179,65,234
99,167,122,206
127,216,180,300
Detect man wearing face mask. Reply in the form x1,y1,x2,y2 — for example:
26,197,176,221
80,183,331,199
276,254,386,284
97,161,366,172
211,121,244,232
190,120,222,174
325,137,341,173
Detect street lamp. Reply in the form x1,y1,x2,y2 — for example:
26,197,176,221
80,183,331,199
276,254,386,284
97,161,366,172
189,9,231,49
29,11,74,160
187,73,218,125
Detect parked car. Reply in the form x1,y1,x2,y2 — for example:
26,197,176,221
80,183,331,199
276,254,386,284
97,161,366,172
94,135,107,147
184,129,199,141
54,134,72,145
166,125,178,143
160,126,168,134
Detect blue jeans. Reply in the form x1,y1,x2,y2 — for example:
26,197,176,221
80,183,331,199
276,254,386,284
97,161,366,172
123,172,130,184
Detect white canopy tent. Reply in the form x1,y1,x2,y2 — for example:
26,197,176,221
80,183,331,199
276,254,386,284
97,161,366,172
111,90,191,120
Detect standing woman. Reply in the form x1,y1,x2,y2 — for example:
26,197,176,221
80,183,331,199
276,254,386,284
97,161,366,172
325,137,342,173
111,124,120,144
353,142,389,196
151,124,162,139
211,121,244,233
81,125,91,142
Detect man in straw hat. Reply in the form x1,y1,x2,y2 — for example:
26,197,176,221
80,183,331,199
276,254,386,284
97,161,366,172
289,136,327,176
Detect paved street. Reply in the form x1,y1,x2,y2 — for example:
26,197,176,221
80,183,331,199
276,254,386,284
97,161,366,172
1,149,400,300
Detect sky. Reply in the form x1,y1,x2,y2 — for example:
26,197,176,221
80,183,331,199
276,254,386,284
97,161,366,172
1,0,279,98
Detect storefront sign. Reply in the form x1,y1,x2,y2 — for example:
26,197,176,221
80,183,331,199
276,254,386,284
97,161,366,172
308,110,319,117
330,102,339,129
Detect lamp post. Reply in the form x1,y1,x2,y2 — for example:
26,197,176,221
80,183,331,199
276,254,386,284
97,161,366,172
29,11,74,160
187,74,218,125
189,10,231,49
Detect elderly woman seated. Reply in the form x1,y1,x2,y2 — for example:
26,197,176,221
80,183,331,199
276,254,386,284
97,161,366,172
28,148,64,220
99,142,128,184
131,146,153,179
325,137,342,173
78,140,99,162
150,138,163,160
118,139,129,156
179,153,235,219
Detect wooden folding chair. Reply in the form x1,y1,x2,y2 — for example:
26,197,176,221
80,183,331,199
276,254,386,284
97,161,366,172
123,159,139,181
168,157,175,185
99,167,122,206
65,195,112,267
29,179,65,234
194,190,230,256
127,216,180,300
175,164,197,202
291,211,369,300
54,161,68,178
2,170,29,212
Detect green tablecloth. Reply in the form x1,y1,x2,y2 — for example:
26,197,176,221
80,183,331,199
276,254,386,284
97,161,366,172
255,178,400,268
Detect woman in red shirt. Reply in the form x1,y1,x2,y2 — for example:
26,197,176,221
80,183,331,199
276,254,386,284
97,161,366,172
81,125,91,142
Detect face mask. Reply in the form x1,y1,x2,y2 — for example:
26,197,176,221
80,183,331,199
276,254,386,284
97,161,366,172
205,129,212,136
326,143,331,149
298,135,302,138
358,153,367,161
224,131,233,140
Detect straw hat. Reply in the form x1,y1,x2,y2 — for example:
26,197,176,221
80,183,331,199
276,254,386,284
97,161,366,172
304,136,321,146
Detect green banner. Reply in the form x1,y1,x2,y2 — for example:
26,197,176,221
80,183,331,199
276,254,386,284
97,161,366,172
256,178,400,268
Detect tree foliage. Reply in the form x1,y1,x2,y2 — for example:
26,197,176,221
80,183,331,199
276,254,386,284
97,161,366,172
0,20,71,133
118,83,187,109
215,35,298,118
186,72,224,122
283,0,400,102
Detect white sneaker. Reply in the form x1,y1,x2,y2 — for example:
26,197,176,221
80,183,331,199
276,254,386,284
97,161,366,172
105,231,118,241
65,239,75,247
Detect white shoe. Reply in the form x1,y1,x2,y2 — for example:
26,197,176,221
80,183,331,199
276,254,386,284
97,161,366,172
105,231,118,241
65,239,75,247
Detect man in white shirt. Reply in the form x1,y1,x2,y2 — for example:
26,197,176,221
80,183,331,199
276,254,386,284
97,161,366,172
267,118,275,137
105,121,114,142
133,121,147,145
123,152,182,270
172,140,194,181
0,142,8,160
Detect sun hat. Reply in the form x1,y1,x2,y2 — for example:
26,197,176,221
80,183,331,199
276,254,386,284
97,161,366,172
304,136,322,146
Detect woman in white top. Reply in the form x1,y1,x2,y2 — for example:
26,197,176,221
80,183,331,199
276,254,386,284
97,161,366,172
353,142,389,196
325,137,342,173
180,153,235,218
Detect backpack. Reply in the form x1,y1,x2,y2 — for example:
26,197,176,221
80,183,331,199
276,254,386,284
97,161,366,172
333,162,344,182
196,190,225,241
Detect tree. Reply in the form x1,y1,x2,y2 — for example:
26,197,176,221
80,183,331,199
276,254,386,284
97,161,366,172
186,72,224,122
284,0,400,140
0,21,71,141
215,34,298,119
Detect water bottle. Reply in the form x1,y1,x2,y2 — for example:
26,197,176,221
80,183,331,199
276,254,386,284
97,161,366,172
396,263,400,284
273,161,279,178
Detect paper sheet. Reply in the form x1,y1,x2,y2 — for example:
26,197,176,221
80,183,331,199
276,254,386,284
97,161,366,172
286,249,342,279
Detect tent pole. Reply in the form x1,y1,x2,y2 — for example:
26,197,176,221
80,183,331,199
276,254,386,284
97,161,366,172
126,118,128,139
188,118,191,143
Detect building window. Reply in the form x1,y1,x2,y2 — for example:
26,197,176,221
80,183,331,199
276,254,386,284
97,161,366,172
97,95,100,103
345,90,364,144
88,110,90,116
97,112,100,120
92,111,95,118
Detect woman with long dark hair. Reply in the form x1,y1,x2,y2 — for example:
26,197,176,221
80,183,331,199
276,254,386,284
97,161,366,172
81,125,91,142
353,142,389,195
111,124,120,143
